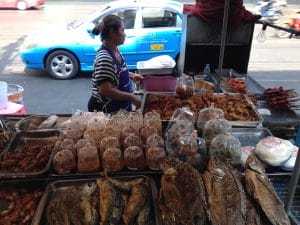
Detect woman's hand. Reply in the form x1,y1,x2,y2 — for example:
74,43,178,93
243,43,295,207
130,95,142,109
130,72,143,84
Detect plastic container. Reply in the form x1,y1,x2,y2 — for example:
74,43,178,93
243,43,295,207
0,81,8,109
7,84,24,104
142,75,176,92
137,61,174,75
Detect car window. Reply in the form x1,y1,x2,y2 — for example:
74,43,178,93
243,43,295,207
92,8,137,29
142,8,179,28
117,9,137,29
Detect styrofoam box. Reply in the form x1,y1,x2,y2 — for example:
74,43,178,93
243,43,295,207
137,61,174,75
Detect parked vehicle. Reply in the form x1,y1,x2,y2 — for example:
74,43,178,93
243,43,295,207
252,0,286,24
19,0,183,79
276,11,300,38
0,0,45,10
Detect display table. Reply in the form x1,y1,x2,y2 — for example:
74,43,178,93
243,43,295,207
0,102,27,115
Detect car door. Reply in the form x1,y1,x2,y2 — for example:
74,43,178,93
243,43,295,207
82,7,138,71
136,7,182,62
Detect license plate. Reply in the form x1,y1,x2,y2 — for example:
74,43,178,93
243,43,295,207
150,44,164,51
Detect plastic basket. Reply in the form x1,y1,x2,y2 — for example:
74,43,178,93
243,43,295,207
142,75,176,92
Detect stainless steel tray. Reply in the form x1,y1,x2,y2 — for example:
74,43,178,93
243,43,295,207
32,176,162,225
0,179,47,225
15,114,70,132
141,92,263,127
231,127,272,146
0,130,60,179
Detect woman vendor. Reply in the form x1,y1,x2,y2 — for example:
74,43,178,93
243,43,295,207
88,15,143,113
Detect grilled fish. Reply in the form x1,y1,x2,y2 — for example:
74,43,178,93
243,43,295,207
203,156,246,225
80,182,98,225
137,198,152,225
123,181,149,225
97,178,117,225
159,157,208,225
245,155,291,225
109,191,125,225
108,177,144,192
46,190,71,225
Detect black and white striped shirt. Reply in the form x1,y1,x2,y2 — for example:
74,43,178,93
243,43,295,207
91,48,126,104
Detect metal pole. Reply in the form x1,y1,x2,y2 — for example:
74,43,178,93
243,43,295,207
285,147,300,213
217,0,230,93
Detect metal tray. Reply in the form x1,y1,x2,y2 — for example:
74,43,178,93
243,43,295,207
231,127,272,146
214,68,246,80
49,169,163,179
269,175,300,225
0,178,47,225
32,176,162,225
0,130,60,179
141,92,263,127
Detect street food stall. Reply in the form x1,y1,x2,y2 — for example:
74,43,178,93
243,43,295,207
1,1,300,225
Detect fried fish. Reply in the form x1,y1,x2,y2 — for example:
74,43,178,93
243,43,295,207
245,155,291,225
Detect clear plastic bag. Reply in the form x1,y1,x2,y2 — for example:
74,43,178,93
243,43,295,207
76,138,96,151
209,133,241,165
144,111,162,135
141,125,159,143
121,125,140,141
178,130,206,156
100,136,120,157
77,144,100,173
127,111,144,131
202,119,232,148
170,107,195,122
124,146,146,171
86,111,109,131
53,150,76,174
60,138,76,158
176,75,194,99
145,133,164,150
102,147,124,172
197,108,224,132
123,133,143,149
83,129,105,149
165,120,194,155
108,110,127,130
103,125,122,141
146,147,166,170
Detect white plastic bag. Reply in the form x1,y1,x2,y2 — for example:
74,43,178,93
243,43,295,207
137,55,176,69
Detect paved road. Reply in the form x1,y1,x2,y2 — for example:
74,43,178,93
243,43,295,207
0,1,299,114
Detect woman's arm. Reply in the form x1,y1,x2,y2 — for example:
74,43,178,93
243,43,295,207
98,81,141,108
129,72,143,84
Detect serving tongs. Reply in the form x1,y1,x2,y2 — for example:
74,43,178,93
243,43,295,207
0,120,9,131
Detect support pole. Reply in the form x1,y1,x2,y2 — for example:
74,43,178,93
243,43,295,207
217,0,230,93
285,147,300,213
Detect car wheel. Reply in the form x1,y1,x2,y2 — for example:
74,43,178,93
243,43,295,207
46,50,79,79
17,1,27,10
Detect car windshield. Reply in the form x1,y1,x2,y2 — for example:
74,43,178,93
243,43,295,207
69,5,110,28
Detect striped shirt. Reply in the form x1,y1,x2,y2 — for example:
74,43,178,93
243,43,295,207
91,48,127,105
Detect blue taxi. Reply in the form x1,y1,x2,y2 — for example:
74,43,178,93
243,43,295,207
19,0,183,79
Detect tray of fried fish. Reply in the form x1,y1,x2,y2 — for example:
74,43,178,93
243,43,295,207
32,176,160,225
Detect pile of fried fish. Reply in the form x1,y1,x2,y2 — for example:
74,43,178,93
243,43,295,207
159,156,291,225
46,177,154,225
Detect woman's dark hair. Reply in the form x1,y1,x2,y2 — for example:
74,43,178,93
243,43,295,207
92,15,122,41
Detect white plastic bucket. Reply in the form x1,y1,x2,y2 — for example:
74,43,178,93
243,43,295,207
0,81,8,110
